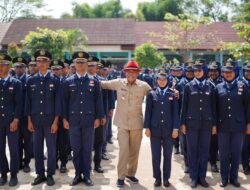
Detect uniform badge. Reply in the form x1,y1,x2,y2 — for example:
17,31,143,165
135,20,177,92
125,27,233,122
78,52,84,58
40,50,45,55
168,97,173,101
49,84,54,88
205,92,210,95
9,86,14,90
89,80,95,86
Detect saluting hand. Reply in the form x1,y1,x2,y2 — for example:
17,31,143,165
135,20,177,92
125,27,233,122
94,119,100,128
172,130,178,139
145,128,151,137
181,124,186,135
10,119,19,132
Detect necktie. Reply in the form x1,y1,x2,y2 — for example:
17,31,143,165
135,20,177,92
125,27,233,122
161,90,164,96
199,82,203,89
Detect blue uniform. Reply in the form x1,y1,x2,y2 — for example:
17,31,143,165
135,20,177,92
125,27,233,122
25,72,61,176
180,79,216,181
241,77,250,173
0,76,22,176
62,73,103,178
176,77,192,169
92,75,107,167
14,73,33,168
144,87,179,181
216,79,250,182
56,75,70,169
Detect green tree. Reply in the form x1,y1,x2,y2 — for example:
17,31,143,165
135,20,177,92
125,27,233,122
0,0,44,22
137,0,183,21
22,28,88,59
67,0,129,19
134,42,166,68
224,23,250,60
183,0,235,22
7,42,21,58
72,2,93,18
233,0,250,22
65,29,88,53
148,13,216,61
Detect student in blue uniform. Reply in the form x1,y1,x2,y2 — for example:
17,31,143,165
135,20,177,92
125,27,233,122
176,61,194,174
180,60,217,188
170,62,183,154
208,61,223,173
144,70,179,187
216,61,250,187
62,52,103,186
241,62,250,175
26,50,61,186
13,57,32,173
87,56,107,173
0,54,22,187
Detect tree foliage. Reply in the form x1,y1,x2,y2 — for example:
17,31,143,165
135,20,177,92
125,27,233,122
224,23,250,60
134,42,166,68
22,28,88,59
0,0,44,22
148,13,216,61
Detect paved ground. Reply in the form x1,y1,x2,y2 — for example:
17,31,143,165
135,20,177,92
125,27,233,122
3,104,250,189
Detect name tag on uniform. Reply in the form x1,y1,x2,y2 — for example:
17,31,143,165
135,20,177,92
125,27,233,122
191,91,198,95
30,85,36,88
49,84,54,88
89,80,95,86
9,86,14,90
69,84,76,87
205,92,210,95
169,97,173,101
121,88,127,92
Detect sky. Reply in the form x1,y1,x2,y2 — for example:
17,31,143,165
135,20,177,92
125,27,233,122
37,0,153,18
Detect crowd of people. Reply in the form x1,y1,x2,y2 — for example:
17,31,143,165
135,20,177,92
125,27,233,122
0,50,249,189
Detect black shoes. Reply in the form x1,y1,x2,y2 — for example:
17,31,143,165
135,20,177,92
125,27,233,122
184,165,189,173
244,168,250,175
191,179,197,188
23,164,31,173
230,179,240,187
9,174,18,187
174,148,180,154
211,164,219,173
83,177,94,186
154,179,161,187
32,174,47,186
60,165,67,173
108,140,113,144
220,179,228,187
0,174,7,186
116,179,125,187
46,176,55,186
94,165,104,173
126,176,139,184
102,154,109,160
163,180,170,187
70,175,82,186
198,179,209,188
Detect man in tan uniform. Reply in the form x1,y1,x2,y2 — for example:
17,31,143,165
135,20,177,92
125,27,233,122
100,60,151,187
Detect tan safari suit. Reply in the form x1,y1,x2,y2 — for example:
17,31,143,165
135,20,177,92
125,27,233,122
100,78,151,179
